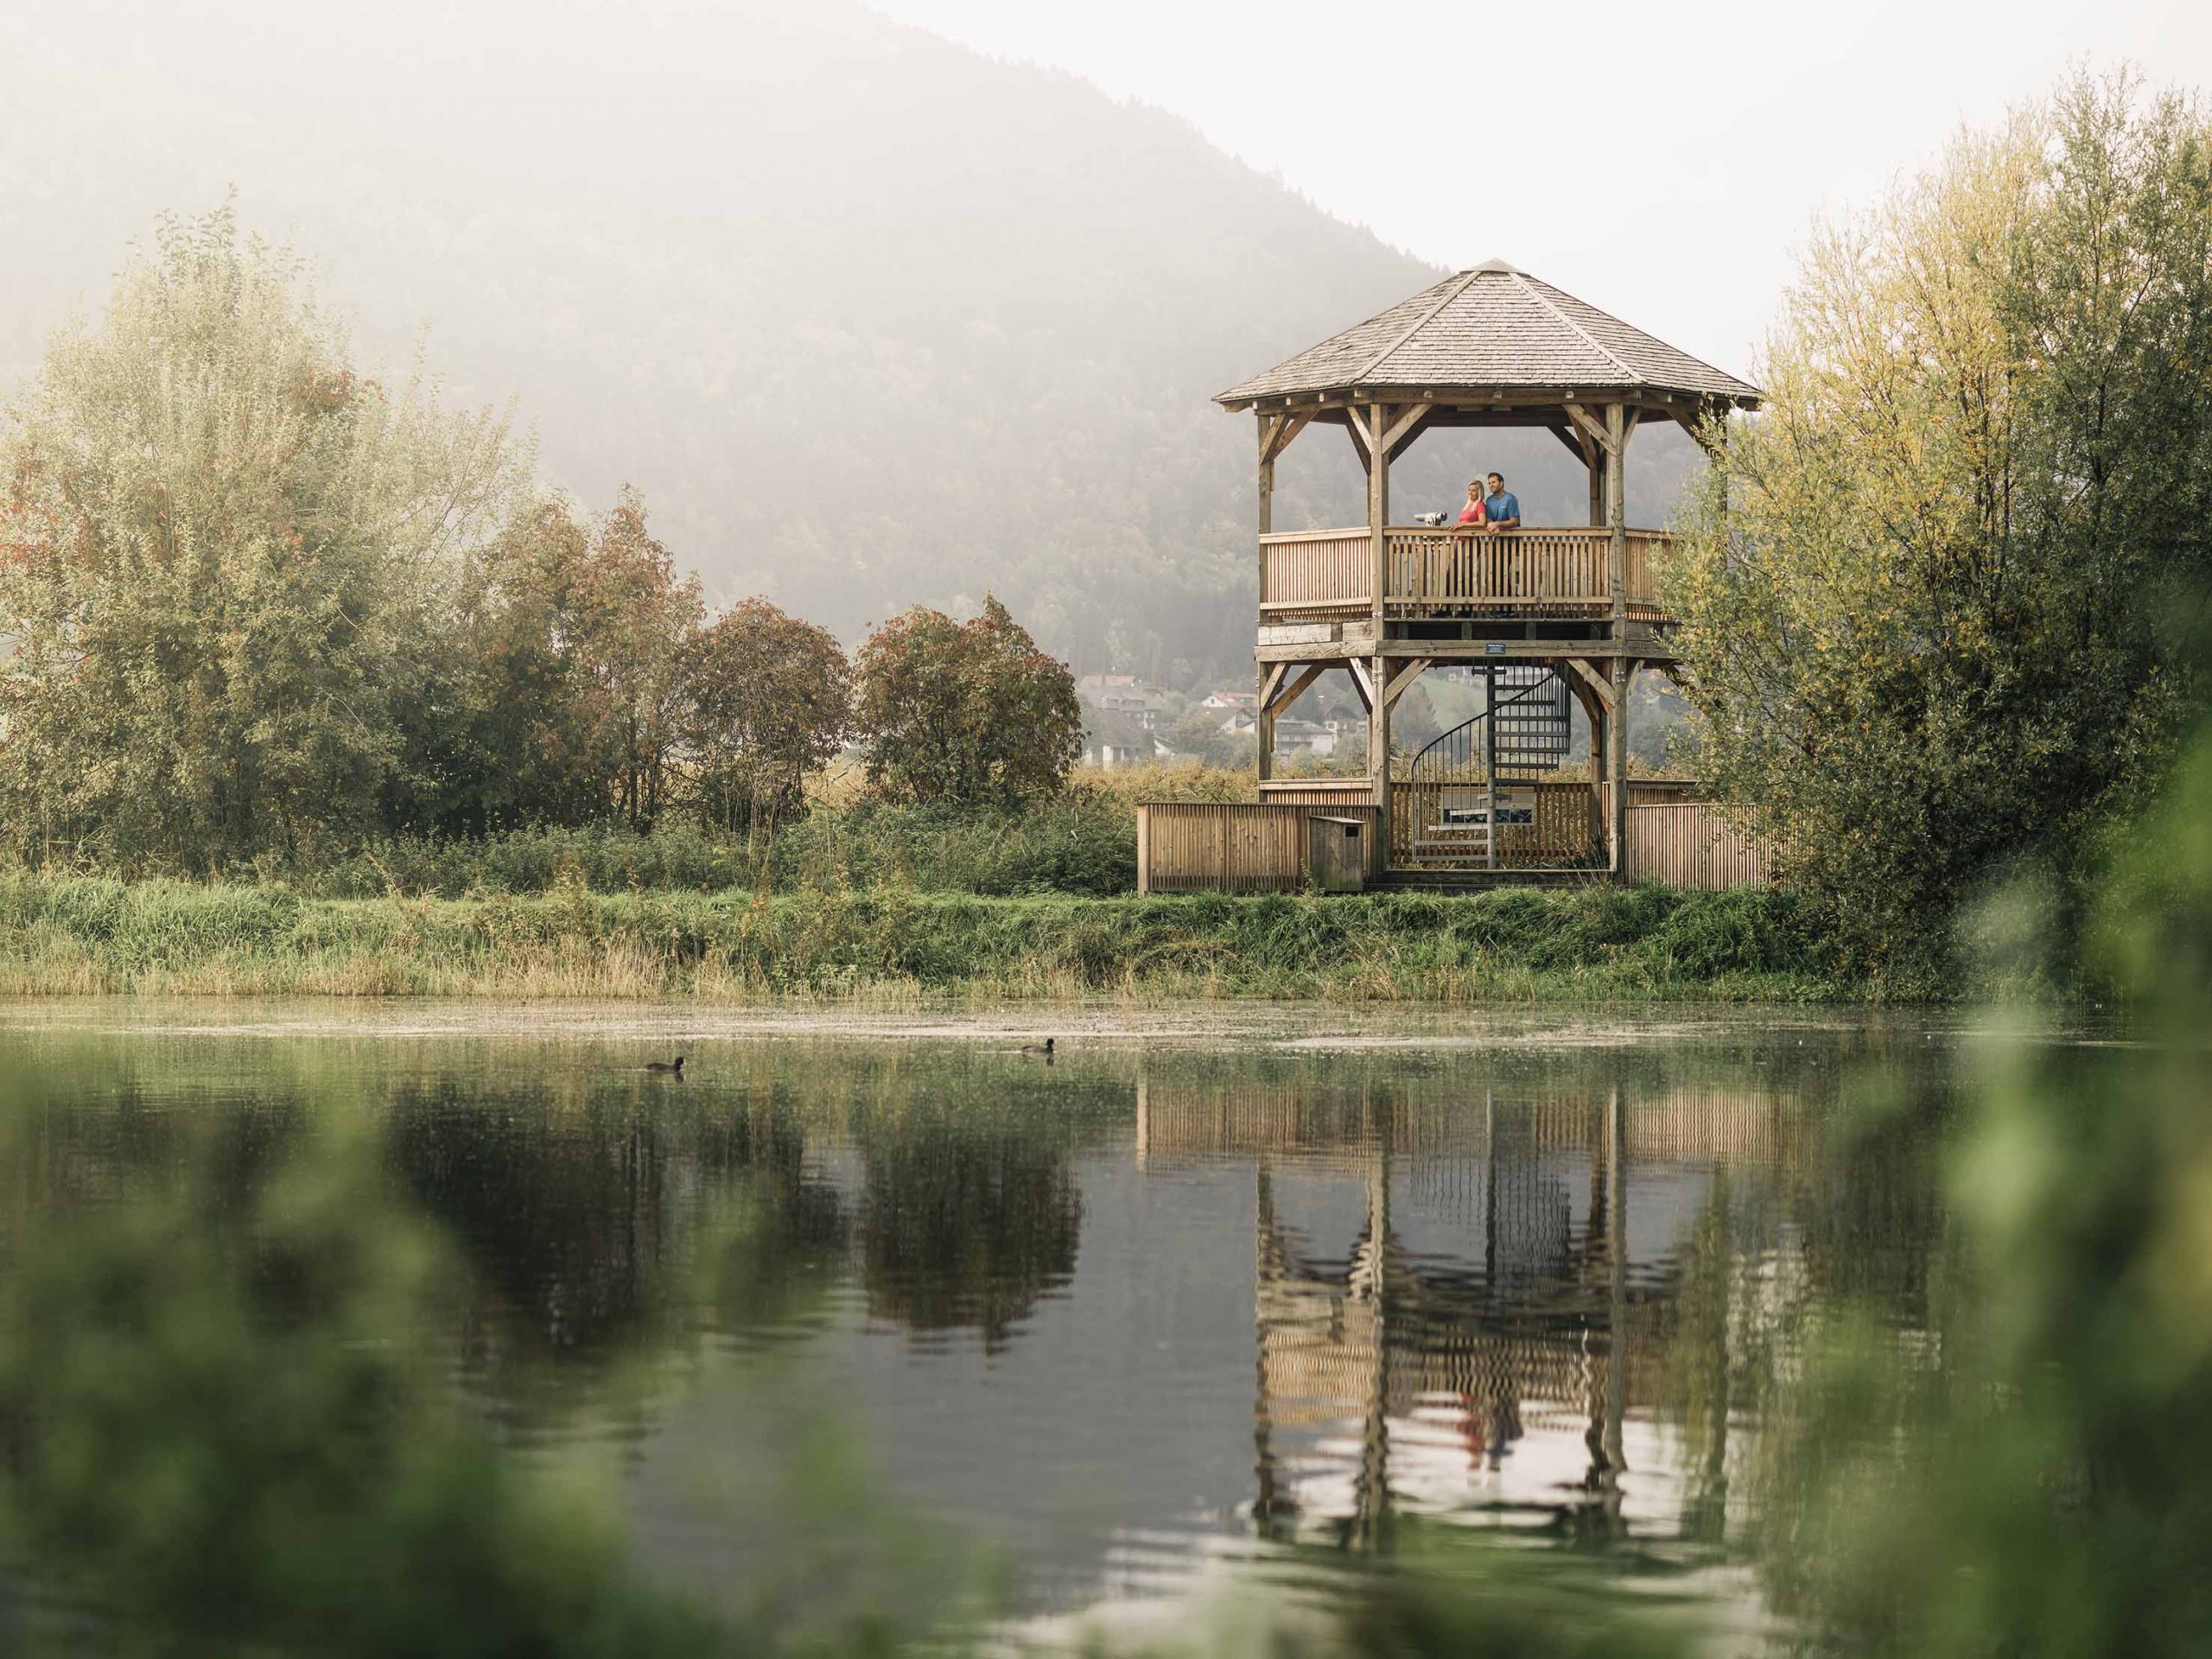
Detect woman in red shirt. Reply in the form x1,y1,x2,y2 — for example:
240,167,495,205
1454,480,1488,532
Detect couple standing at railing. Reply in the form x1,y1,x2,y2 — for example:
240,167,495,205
1452,472,1522,534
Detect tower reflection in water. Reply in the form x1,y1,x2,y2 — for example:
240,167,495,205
1135,1074,1797,1552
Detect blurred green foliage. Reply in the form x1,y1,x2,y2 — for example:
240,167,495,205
1732,722,2212,1657
1669,72,2212,982
0,1125,739,1657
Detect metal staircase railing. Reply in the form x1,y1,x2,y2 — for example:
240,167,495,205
1395,666,1573,867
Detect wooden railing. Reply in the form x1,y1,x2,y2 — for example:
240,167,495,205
1389,779,1600,868
1258,529,1370,612
1258,526,1669,618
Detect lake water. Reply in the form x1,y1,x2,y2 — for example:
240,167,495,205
0,1001,2001,1649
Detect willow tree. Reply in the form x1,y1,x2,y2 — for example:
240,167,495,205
0,207,519,869
1668,73,2212,975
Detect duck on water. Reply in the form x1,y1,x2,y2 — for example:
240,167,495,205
645,1056,686,1075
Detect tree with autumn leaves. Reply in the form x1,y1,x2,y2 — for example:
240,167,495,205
686,599,853,836
852,598,1083,808
0,207,1079,869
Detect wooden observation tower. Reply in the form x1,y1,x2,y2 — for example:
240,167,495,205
1215,260,1760,878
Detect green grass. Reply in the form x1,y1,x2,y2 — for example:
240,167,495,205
226,798,1140,900
0,871,1855,1001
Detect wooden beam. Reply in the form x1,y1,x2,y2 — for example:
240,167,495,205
1262,410,1314,467
1345,656,1377,712
1378,402,1432,458
1344,407,1374,460
1563,402,1616,457
1380,657,1430,709
1264,661,1327,717
1258,662,1287,712
1565,657,1616,709
1547,422,1593,466
1669,404,1720,456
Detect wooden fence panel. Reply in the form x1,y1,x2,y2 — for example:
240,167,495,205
1259,531,1369,613
1137,803,1381,893
1624,803,1770,890
1255,783,1382,877
1389,779,1599,867
1139,799,1767,891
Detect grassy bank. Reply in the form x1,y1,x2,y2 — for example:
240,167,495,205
0,872,1851,1001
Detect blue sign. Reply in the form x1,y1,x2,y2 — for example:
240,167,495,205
1484,642,1507,655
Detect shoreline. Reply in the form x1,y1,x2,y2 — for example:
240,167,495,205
0,873,1866,1005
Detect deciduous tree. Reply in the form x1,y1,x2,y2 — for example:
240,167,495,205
685,598,850,836
0,206,518,868
571,491,703,832
853,596,1080,806
1667,73,2212,974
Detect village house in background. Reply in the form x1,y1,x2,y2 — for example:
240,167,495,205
1077,674,1171,730
1213,706,1336,758
1080,707,1173,770
1077,673,1177,769
1137,260,1772,893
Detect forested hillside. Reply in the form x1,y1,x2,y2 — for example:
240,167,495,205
0,0,1698,685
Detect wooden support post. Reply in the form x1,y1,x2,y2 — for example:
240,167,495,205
1367,404,1389,629
1258,417,1276,539
1566,668,1607,861
1609,657,1634,876
1606,404,1630,878
1257,421,1274,784
1607,404,1628,628
1484,663,1498,870
1370,652,1390,856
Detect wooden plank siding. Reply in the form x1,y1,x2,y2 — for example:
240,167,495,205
1257,526,1669,620
1253,782,1384,878
1623,802,1771,888
1137,803,1382,893
1389,779,1599,868
1140,798,1772,893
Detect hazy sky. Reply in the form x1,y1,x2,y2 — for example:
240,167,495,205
868,0,2212,376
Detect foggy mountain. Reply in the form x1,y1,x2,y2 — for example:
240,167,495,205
0,0,1700,688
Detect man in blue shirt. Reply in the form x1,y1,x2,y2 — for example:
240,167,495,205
1482,473,1522,532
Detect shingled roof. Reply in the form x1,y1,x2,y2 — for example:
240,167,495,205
1216,259,1760,408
